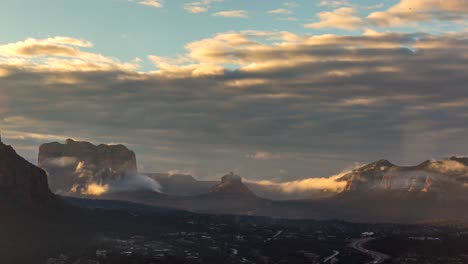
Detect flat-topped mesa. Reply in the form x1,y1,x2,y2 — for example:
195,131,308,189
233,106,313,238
38,139,137,194
0,142,55,208
39,139,137,172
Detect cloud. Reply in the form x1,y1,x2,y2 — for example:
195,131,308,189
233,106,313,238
109,174,162,193
268,8,292,15
305,7,365,30
184,0,223,14
79,183,109,196
70,160,162,196
367,0,468,27
213,10,248,18
167,169,193,176
268,2,298,20
0,37,92,57
2,130,73,142
152,30,448,76
427,160,468,175
310,1,468,29
284,2,299,9
138,0,163,8
247,171,349,194
318,0,351,8
338,97,381,107
43,157,79,168
247,151,282,161
0,37,139,74
185,4,208,13
0,67,10,78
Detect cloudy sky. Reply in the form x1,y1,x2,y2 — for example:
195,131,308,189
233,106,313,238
0,0,467,181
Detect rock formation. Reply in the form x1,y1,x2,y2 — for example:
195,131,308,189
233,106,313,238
208,172,255,197
38,139,137,194
336,158,468,194
0,141,55,208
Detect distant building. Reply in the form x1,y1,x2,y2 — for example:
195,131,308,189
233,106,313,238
361,232,374,237
46,254,68,264
96,250,107,258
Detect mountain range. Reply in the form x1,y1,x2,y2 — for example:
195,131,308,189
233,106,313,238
3,138,468,223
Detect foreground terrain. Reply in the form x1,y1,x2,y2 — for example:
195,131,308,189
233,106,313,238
3,202,468,264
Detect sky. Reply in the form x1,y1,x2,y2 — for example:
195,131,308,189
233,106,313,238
0,0,468,181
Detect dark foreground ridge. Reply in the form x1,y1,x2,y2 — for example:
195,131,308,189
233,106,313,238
0,141,56,208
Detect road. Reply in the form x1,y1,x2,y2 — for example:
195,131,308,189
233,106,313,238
349,238,389,264
272,230,283,239
323,250,340,263
265,230,283,242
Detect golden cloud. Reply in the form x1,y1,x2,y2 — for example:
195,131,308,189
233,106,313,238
247,172,349,194
213,10,248,18
368,0,468,27
0,37,139,75
305,7,365,30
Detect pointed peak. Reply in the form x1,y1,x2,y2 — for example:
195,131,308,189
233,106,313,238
368,159,395,168
221,172,242,184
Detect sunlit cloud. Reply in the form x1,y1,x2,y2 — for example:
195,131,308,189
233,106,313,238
338,97,381,107
268,8,292,15
268,2,298,20
0,67,10,77
185,4,208,13
225,78,270,88
0,37,139,73
0,37,139,74
368,0,468,27
305,7,365,30
138,0,163,8
247,171,349,194
318,0,352,8
213,10,248,18
1,130,73,142
284,1,299,8
247,151,282,161
310,0,468,30
73,183,109,196
184,0,223,14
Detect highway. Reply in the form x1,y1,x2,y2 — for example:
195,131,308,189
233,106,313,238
265,230,283,242
349,238,389,264
323,250,340,263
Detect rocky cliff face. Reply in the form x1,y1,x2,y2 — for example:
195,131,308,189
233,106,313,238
38,139,137,194
0,142,55,207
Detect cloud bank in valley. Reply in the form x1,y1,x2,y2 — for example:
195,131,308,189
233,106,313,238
67,159,162,196
246,171,349,195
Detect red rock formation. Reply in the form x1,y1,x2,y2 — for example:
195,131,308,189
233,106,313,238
208,172,255,196
38,139,138,194
0,142,55,208
337,158,468,194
